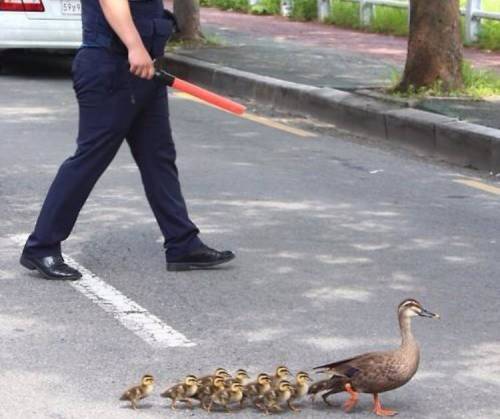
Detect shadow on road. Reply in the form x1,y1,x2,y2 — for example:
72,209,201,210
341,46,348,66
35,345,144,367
0,50,74,79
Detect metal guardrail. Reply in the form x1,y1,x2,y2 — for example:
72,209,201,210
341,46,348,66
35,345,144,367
313,0,500,43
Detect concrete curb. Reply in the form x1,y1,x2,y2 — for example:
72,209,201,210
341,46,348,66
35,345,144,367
165,53,500,173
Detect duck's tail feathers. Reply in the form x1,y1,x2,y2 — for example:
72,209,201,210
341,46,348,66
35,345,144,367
119,392,130,401
160,389,173,398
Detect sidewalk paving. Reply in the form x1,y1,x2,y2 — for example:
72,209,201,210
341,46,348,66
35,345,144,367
167,4,500,130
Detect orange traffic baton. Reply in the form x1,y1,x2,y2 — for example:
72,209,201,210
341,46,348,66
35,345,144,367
153,59,246,115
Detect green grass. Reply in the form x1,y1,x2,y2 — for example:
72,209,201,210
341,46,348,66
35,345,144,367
200,0,249,12
250,0,281,15
391,61,500,99
325,1,359,28
478,21,500,50
461,61,500,97
370,6,408,36
326,1,408,36
290,0,317,21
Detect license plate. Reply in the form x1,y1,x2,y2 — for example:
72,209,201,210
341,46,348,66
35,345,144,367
61,0,81,15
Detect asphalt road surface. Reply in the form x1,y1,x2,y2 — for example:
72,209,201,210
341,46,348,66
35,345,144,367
1,53,499,419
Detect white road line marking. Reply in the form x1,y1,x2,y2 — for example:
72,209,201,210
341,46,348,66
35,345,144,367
9,234,195,349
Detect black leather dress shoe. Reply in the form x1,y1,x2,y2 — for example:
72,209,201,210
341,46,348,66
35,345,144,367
20,253,82,280
167,244,235,272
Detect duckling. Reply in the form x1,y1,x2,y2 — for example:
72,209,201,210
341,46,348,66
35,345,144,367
311,299,439,416
119,374,154,410
207,382,244,412
192,373,227,405
242,373,272,406
271,365,291,388
198,375,227,410
256,380,294,414
160,375,200,410
225,369,250,386
287,371,312,411
199,368,230,386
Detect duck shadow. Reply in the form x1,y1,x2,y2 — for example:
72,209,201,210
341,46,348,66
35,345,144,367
119,402,154,410
308,401,342,412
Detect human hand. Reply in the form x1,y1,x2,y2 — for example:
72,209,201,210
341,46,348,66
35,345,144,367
128,45,154,79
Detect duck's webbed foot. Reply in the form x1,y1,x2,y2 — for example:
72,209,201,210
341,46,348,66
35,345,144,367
343,383,359,413
372,394,398,416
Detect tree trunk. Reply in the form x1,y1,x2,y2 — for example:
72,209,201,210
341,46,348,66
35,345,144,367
173,0,204,41
397,0,463,93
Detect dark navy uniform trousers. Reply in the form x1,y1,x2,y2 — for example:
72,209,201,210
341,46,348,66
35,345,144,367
24,31,202,260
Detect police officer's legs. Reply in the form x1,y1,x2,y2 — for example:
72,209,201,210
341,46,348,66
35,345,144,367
21,49,134,278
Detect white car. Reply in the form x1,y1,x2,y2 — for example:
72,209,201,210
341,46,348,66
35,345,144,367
0,0,82,50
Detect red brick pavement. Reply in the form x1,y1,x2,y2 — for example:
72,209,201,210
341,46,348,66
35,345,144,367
165,2,500,72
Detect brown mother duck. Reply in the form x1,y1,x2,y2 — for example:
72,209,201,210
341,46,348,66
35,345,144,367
309,298,439,416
